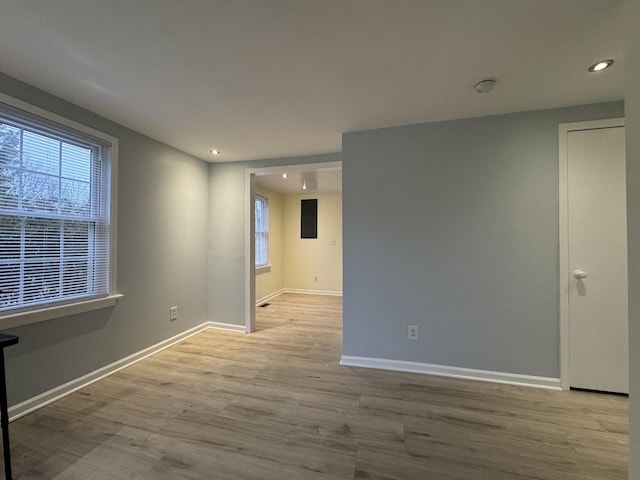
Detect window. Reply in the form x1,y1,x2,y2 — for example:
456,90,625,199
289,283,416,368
255,194,269,267
0,96,116,317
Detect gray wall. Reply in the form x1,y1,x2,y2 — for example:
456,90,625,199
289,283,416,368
208,153,341,327
0,66,632,459
0,73,210,405
342,102,624,378
626,0,640,475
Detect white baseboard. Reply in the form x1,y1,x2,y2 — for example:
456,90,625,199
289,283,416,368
8,324,561,423
283,288,343,297
256,289,342,305
339,355,561,391
207,321,247,333
256,289,285,306
8,322,212,421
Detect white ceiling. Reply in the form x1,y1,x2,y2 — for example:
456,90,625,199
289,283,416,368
0,0,624,163
256,166,342,195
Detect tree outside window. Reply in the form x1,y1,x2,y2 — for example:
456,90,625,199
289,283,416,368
0,104,113,314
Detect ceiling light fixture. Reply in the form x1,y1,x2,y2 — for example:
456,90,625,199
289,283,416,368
302,180,307,190
474,78,496,94
209,149,220,155
588,59,614,72
282,173,288,178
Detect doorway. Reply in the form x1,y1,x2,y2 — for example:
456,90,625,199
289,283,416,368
559,118,628,393
244,161,342,332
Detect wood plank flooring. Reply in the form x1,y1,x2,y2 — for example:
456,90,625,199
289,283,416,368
6,293,628,479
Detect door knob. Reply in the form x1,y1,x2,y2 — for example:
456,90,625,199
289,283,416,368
573,269,588,280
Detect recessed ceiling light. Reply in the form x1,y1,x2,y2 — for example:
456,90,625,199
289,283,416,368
209,149,220,155
588,59,614,72
282,173,288,178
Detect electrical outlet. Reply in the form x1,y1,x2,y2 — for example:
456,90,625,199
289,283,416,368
314,275,318,282
170,306,178,321
408,325,418,341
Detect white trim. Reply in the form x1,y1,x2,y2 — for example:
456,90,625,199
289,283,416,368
256,264,272,275
256,288,342,306
0,92,118,143
340,355,561,390
256,288,285,306
247,161,342,177
207,321,247,333
109,138,119,294
284,288,342,297
255,193,270,269
0,294,124,329
558,118,625,390
0,92,120,316
245,172,256,333
8,321,211,421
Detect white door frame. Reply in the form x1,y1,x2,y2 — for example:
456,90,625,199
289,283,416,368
558,117,625,390
244,161,342,332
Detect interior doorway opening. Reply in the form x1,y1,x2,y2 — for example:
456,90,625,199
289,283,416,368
245,161,342,332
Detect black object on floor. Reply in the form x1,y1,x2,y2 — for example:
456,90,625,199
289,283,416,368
0,333,18,480
259,303,271,308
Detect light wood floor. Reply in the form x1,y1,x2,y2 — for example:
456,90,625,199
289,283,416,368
7,293,628,479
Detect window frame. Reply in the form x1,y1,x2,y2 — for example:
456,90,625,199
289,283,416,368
255,193,270,271
0,92,121,329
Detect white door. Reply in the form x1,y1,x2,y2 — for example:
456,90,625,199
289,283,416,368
566,124,628,393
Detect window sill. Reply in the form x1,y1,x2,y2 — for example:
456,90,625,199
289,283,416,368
0,294,124,330
256,264,272,275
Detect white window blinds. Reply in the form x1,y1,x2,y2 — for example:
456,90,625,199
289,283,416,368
0,102,113,314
